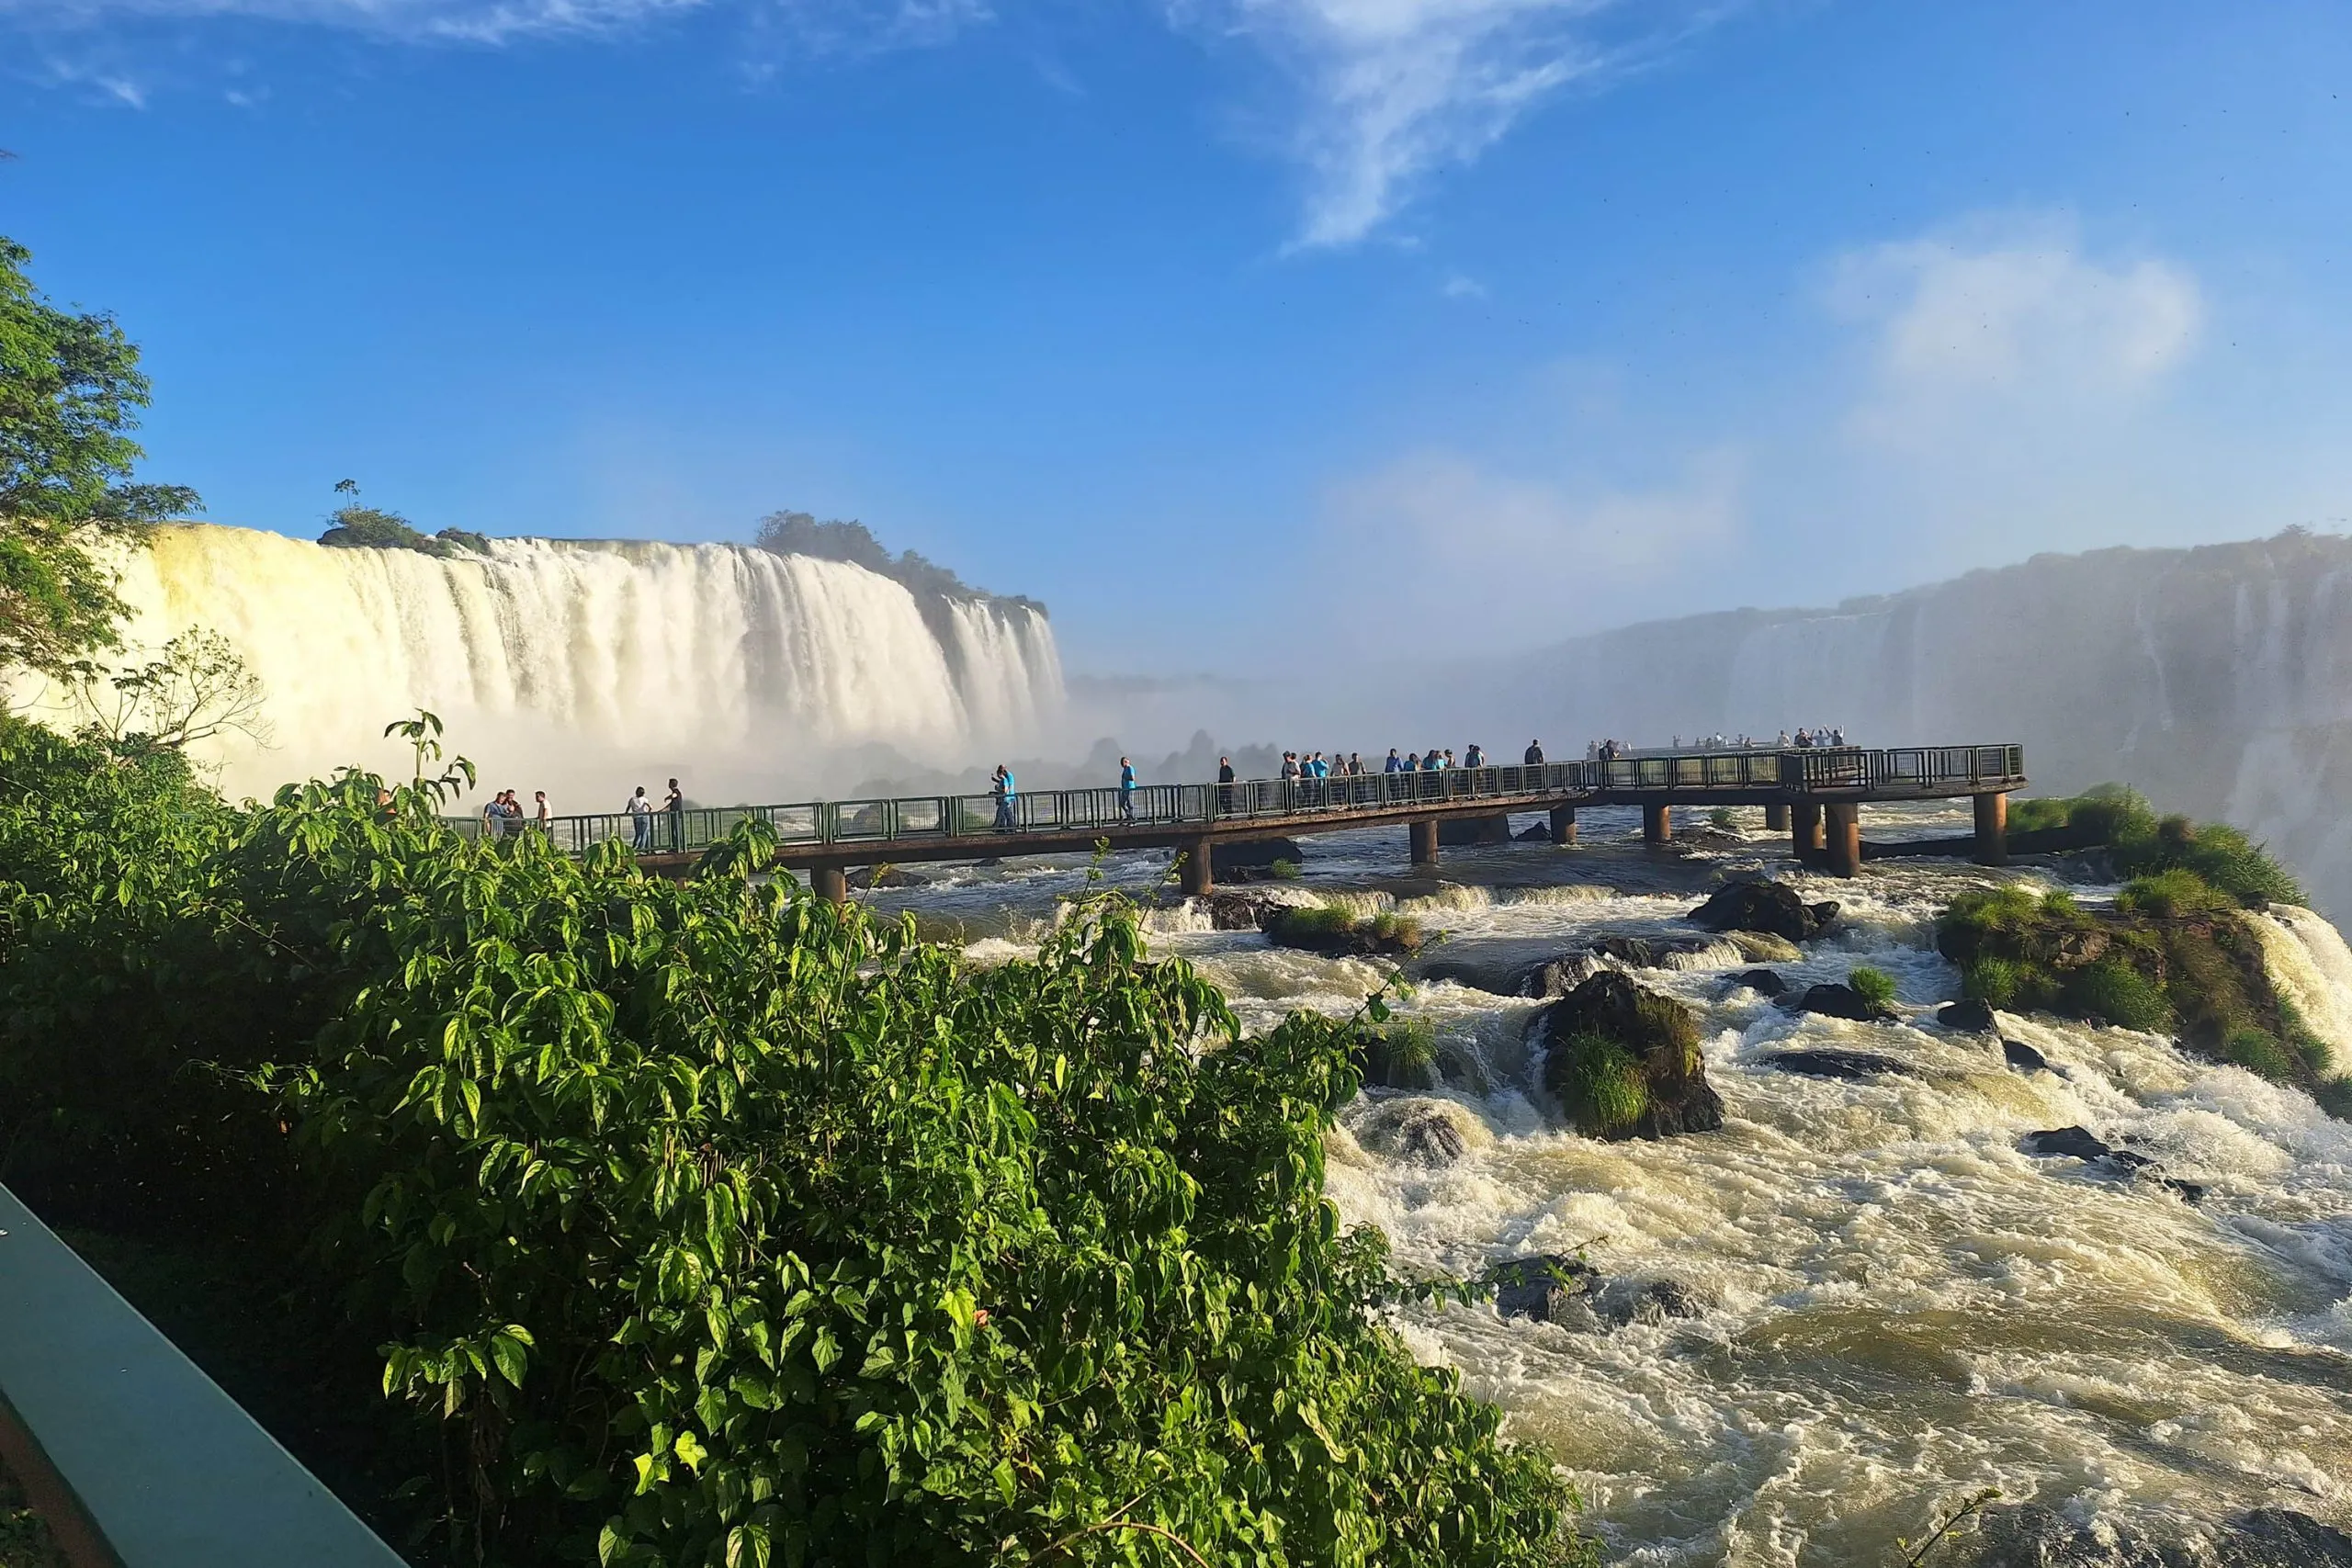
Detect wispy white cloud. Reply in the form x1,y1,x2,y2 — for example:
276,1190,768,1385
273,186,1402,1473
1174,0,1736,249
1826,214,2202,452
1,0,982,49
1441,271,1485,298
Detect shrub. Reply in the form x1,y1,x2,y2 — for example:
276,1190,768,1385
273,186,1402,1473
1362,1018,1440,1090
1962,955,2023,1009
317,504,452,556
2115,868,2239,919
1265,902,1353,938
1708,807,1736,830
436,528,492,554
2222,1027,2298,1079
1848,966,1897,1011
1553,1031,1649,1138
1270,857,1304,880
2064,959,2172,1032
0,722,1586,1567
1369,910,1423,945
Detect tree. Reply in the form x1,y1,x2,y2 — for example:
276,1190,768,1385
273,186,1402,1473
0,236,200,676
67,628,273,758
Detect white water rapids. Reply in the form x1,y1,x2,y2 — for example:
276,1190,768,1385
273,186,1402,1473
860,807,2352,1564
62,525,1063,805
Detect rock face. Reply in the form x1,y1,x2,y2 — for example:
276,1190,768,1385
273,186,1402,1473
1392,1107,1467,1165
1517,952,1606,998
1515,822,1552,841
2003,1038,2051,1073
1731,968,1788,998
1688,879,1839,942
1793,982,1893,1021
1532,972,1725,1138
1939,998,1998,1033
1763,1049,1912,1079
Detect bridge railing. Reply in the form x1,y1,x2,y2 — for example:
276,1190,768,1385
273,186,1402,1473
448,745,2023,857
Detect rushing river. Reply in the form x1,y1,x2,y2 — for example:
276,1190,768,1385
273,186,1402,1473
854,803,2352,1565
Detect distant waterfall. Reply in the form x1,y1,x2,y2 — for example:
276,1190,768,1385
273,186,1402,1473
86,525,1064,804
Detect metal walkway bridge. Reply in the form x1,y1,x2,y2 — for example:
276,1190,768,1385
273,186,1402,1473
477,743,2027,901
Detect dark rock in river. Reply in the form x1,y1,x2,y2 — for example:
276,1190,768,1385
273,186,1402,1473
1439,816,1515,847
1533,973,1724,1138
1794,982,1893,1021
2022,1125,2111,1159
1687,878,1838,942
1954,1502,2352,1567
1264,906,1422,959
1515,822,1551,841
1593,1277,1712,1328
2003,1038,2050,1073
1517,952,1605,998
1939,998,1998,1033
1588,933,1721,969
1730,968,1788,998
1393,1105,1467,1165
1484,1254,1597,1325
845,864,931,890
1763,1049,1912,1079
1411,955,1517,995
1211,838,1306,882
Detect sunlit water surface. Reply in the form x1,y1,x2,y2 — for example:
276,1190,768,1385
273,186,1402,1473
851,803,2352,1564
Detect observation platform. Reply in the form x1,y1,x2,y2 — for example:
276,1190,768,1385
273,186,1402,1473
503,744,2027,902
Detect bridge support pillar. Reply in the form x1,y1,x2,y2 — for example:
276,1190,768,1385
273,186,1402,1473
1549,805,1577,846
1180,836,1215,897
812,865,849,907
1791,803,1823,859
1409,819,1439,868
1973,792,2008,867
1642,804,1673,845
1765,804,1789,831
1825,804,1861,878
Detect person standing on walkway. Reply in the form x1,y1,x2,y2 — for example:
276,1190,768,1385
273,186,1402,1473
627,786,653,852
1118,756,1137,821
1525,739,1544,765
1217,756,1235,813
1385,748,1404,773
664,778,685,852
534,790,551,837
991,764,1018,830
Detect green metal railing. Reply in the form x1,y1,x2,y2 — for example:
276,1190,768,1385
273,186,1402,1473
450,745,2025,859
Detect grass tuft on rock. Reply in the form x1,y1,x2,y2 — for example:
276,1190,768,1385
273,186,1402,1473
1554,1030,1650,1138
1848,966,1897,1011
2007,786,2301,907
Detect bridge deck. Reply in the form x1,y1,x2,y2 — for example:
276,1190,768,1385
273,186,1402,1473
475,745,2025,882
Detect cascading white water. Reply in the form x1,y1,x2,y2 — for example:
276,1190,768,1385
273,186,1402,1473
69,525,1063,804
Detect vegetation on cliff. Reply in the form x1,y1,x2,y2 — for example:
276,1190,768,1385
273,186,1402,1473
316,483,492,558
752,510,1046,615
2008,785,2302,908
0,716,1586,1568
1937,877,2343,1103
1535,973,1723,1140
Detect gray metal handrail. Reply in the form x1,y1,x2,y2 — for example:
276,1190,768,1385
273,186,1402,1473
447,745,2025,858
0,1184,409,1567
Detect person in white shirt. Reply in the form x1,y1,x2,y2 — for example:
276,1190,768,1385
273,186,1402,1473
626,785,653,852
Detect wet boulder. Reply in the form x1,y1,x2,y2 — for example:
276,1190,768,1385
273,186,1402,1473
1587,933,1722,970
1730,968,1788,998
1484,1254,1598,1325
845,864,931,890
1939,998,1998,1033
2002,1038,2051,1074
1762,1048,1913,1079
1687,879,1838,942
1515,822,1551,841
2022,1124,2110,1159
1532,972,1724,1138
1210,837,1306,882
1262,905,1423,959
1393,1107,1468,1166
1516,951,1606,999
1592,1277,1712,1328
1952,1503,2352,1568
1793,982,1893,1021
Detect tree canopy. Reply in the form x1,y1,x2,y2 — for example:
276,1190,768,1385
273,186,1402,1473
0,235,198,674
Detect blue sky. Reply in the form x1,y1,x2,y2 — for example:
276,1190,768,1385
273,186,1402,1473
6,0,2351,673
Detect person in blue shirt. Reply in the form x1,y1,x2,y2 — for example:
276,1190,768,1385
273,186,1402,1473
992,764,1017,830
1385,749,1404,773
1118,756,1137,820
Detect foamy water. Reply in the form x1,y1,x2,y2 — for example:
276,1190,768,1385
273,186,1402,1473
858,802,2352,1563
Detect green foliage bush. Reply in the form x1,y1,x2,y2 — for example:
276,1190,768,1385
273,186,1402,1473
2001,786,2301,907
2063,959,2173,1033
318,504,454,556
1707,807,1736,830
1847,966,1897,1011
2114,868,2239,919
1360,1018,1441,1091
1552,1032,1648,1139
1271,857,1304,880
0,718,1583,1568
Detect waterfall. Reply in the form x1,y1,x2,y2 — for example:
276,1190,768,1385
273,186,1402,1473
69,525,1063,806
